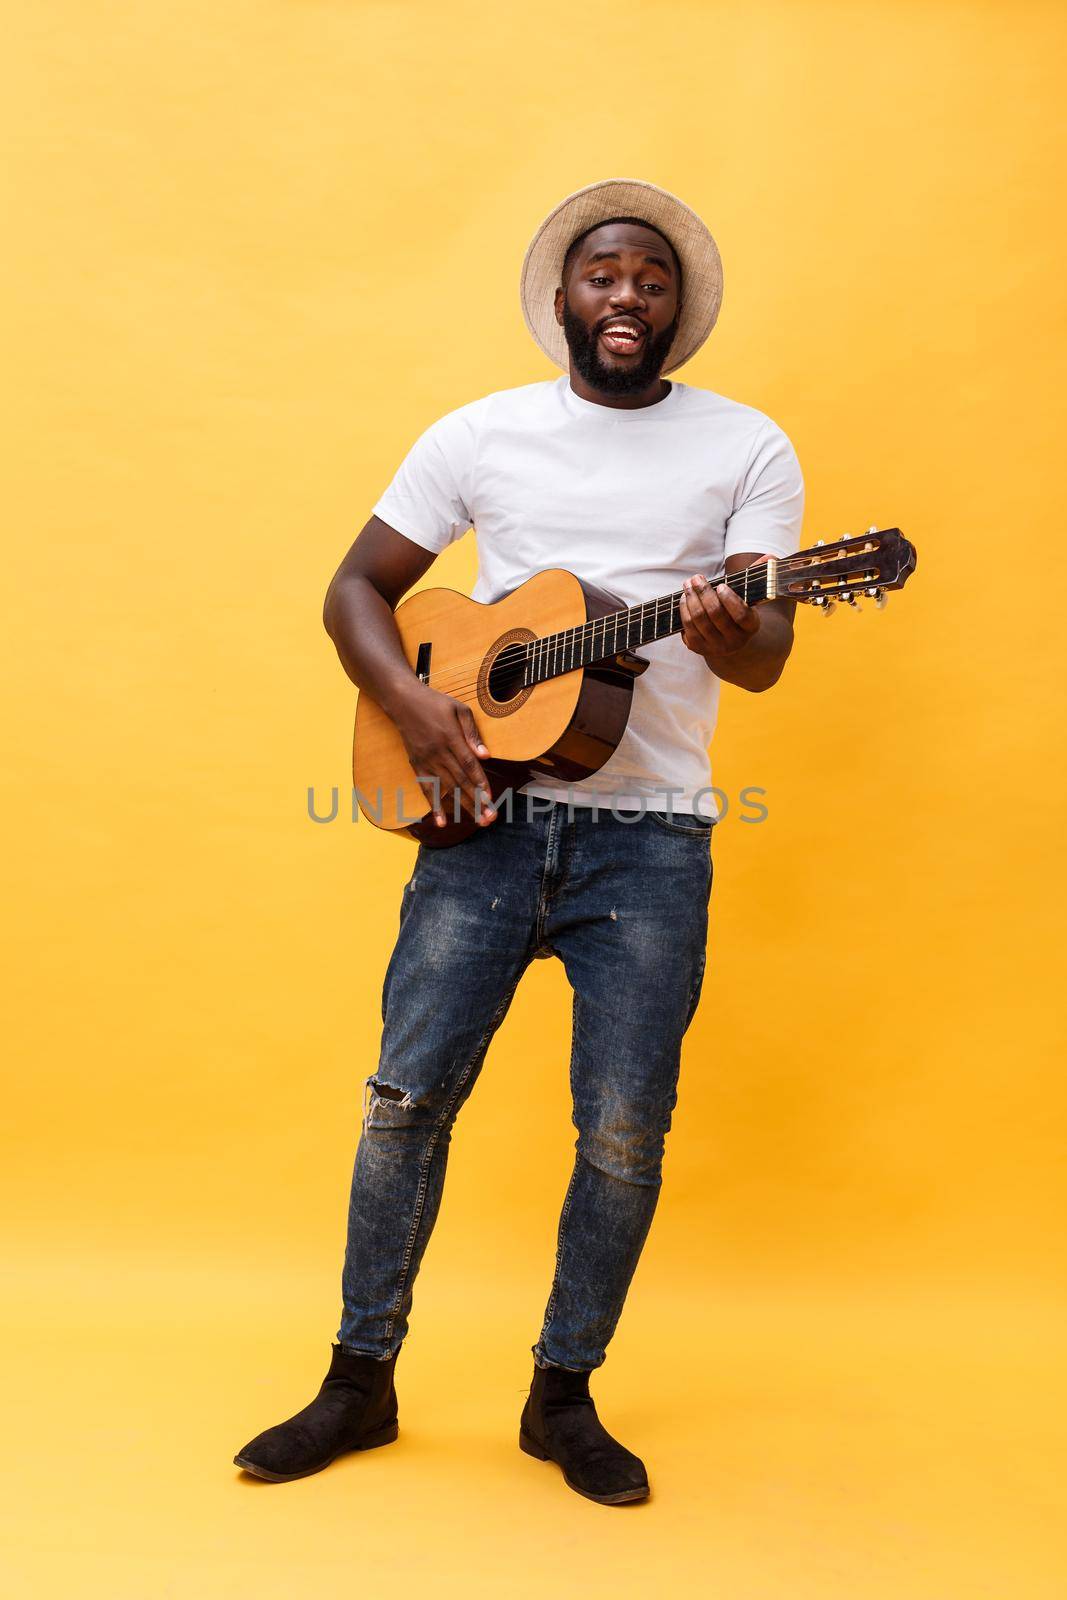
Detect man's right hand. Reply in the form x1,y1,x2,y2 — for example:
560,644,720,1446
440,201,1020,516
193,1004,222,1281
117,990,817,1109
391,681,497,829
323,517,500,830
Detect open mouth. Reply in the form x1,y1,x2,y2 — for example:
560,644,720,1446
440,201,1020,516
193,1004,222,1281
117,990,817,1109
598,320,647,356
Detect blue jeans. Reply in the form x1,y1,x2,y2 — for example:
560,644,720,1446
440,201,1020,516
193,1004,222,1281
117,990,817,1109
338,797,713,1372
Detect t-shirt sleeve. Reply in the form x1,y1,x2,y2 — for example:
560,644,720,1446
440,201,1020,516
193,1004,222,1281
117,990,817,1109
724,419,805,560
371,405,480,554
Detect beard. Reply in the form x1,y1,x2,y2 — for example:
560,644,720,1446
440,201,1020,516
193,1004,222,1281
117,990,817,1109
561,300,679,395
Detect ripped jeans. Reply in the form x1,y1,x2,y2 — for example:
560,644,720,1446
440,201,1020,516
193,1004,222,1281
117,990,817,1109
338,798,713,1372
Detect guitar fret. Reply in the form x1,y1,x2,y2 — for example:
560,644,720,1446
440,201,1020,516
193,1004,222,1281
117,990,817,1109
531,562,768,685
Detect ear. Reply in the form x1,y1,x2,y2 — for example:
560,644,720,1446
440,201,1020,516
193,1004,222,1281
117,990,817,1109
553,285,565,327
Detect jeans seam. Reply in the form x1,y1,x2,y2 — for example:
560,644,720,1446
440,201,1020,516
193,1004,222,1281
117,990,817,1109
683,948,707,1034
382,967,526,1346
534,1158,580,1359
534,990,582,1355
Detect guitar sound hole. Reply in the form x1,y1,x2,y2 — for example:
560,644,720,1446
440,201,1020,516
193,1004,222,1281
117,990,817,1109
486,641,528,704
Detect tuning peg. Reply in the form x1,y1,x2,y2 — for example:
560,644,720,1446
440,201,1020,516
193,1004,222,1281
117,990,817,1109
814,538,825,547
875,589,888,610
812,595,836,616
843,593,861,610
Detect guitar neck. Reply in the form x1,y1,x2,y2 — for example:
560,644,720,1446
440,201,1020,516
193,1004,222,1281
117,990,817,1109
525,559,776,686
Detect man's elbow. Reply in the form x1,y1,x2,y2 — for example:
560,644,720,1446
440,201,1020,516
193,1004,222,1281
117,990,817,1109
740,665,780,694
322,582,337,639
745,640,793,693
322,571,352,638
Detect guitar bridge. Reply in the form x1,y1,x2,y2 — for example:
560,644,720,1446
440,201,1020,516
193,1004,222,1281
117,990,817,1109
414,641,432,684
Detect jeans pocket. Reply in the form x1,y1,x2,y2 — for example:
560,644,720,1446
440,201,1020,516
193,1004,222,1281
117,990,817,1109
646,808,716,838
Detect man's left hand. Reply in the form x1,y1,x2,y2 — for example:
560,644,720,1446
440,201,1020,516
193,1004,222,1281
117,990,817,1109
679,572,761,663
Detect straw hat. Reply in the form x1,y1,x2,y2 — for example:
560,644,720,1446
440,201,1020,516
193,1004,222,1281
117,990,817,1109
519,177,723,376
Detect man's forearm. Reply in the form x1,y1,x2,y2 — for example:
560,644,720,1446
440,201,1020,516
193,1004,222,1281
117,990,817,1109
323,574,423,718
705,606,794,692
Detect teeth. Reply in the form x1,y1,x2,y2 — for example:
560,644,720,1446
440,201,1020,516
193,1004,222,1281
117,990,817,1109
603,325,641,339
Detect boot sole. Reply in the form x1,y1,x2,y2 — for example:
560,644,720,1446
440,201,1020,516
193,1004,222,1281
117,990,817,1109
518,1430,650,1505
234,1421,399,1482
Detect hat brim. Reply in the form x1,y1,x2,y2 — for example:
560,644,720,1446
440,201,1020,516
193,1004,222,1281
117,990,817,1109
519,178,723,377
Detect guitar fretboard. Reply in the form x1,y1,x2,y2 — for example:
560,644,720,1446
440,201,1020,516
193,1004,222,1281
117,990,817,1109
523,562,773,686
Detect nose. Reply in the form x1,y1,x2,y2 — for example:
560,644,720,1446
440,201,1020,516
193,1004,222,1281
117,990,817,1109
609,278,647,310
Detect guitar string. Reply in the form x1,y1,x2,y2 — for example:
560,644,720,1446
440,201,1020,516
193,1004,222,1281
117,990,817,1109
424,577,869,699
417,550,890,698
426,605,686,696
422,578,755,696
398,551,881,766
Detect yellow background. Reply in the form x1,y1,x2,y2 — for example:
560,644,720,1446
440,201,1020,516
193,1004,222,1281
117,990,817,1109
4,1,1065,1594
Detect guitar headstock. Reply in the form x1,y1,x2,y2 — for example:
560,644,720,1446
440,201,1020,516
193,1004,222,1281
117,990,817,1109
782,526,917,613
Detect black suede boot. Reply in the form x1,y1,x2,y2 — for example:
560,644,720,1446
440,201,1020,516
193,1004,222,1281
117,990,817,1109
233,1345,399,1482
519,1363,649,1505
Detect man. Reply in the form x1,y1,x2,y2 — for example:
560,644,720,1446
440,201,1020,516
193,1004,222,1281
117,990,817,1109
234,178,803,1504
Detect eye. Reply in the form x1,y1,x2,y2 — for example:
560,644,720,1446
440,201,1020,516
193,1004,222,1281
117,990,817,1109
643,283,666,293
589,276,612,286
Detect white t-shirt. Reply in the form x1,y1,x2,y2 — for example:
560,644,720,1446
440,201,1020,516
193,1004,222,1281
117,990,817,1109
372,375,804,815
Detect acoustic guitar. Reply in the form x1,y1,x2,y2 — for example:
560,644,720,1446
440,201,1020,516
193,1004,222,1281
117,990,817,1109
352,525,917,847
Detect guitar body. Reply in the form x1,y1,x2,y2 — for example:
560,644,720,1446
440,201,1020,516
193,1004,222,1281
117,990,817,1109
352,568,649,847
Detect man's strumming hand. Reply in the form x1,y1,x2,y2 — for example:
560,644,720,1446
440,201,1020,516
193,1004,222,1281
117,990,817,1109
391,681,498,829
